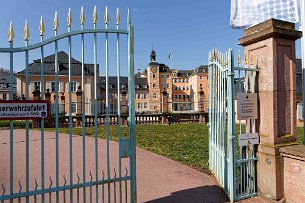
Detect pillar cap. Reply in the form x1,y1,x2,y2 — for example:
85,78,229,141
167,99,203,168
238,18,302,47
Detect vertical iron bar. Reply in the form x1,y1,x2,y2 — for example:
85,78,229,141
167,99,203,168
105,19,111,203
25,39,30,203
116,19,122,203
40,32,45,203
128,11,137,203
54,33,59,203
228,49,236,202
93,21,99,203
9,41,14,203
68,26,73,203
81,26,86,202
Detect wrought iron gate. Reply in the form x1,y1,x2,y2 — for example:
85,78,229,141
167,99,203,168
208,49,259,202
0,6,136,203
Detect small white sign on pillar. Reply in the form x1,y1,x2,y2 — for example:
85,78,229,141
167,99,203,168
238,133,259,147
237,93,257,120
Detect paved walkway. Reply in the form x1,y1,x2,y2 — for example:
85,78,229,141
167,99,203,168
1,129,229,202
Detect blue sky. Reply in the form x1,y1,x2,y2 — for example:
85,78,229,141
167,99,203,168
0,0,301,76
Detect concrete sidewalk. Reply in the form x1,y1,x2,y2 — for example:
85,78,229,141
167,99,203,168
0,129,229,202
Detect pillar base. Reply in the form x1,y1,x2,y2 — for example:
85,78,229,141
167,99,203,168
257,142,297,201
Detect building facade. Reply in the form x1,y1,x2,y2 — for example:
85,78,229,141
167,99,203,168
16,50,209,115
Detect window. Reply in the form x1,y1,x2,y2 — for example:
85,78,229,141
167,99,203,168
183,95,185,99
70,82,77,92
200,84,203,88
200,76,203,80
167,93,170,98
161,75,164,79
143,94,148,99
152,73,156,79
71,102,76,113
143,84,148,88
30,81,41,92
186,87,189,90
2,93,7,100
178,95,181,99
166,75,170,79
166,83,170,88
175,95,178,99
137,94,141,99
137,103,142,109
182,86,185,90
144,103,148,109
153,93,157,98
48,82,63,92
153,83,157,89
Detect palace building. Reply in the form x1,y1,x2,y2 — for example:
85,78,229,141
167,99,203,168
16,50,209,115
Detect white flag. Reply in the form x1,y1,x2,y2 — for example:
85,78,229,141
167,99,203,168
230,0,299,29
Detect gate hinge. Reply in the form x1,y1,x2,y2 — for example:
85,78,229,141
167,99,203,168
119,138,130,158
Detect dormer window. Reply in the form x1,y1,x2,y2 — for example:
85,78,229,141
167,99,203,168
143,84,148,88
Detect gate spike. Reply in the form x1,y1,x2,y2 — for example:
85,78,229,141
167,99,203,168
24,20,30,41
39,16,45,36
116,8,120,25
8,21,14,42
2,183,5,195
93,6,98,25
238,50,241,65
250,55,254,65
54,11,59,31
104,6,109,24
127,8,131,25
244,52,248,65
80,6,85,26
67,8,72,28
18,180,22,193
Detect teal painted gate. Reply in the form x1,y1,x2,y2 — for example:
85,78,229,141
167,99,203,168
208,49,259,202
0,6,136,203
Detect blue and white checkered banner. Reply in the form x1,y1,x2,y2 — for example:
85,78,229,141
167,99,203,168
230,0,299,29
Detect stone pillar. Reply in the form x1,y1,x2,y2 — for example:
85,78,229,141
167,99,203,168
238,19,301,201
76,86,82,127
198,87,205,112
32,86,41,128
161,88,168,113
45,89,51,101
120,87,127,114
60,93,65,115
161,88,168,124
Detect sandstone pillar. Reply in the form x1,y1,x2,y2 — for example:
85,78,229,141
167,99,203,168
198,87,205,112
120,87,127,114
32,86,41,128
161,88,168,113
238,19,301,201
76,86,82,127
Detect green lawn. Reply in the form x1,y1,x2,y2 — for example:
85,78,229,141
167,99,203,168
50,124,210,173
47,123,305,174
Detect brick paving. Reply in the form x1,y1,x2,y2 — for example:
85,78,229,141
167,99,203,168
0,129,230,202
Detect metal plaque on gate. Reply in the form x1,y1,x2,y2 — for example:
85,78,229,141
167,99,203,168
0,100,50,120
238,133,259,147
237,93,257,120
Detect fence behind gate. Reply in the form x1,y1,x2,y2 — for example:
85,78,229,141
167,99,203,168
208,49,259,202
0,6,136,203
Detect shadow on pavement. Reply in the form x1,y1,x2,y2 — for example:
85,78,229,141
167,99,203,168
144,185,229,203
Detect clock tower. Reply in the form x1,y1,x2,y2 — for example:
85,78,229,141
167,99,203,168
147,49,161,112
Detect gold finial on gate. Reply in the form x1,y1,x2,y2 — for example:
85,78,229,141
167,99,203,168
39,16,45,36
238,50,241,65
67,8,72,28
54,11,59,31
116,8,120,25
80,6,85,26
8,21,14,42
24,20,30,41
250,55,254,65
104,6,109,24
93,6,98,25
244,52,247,65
